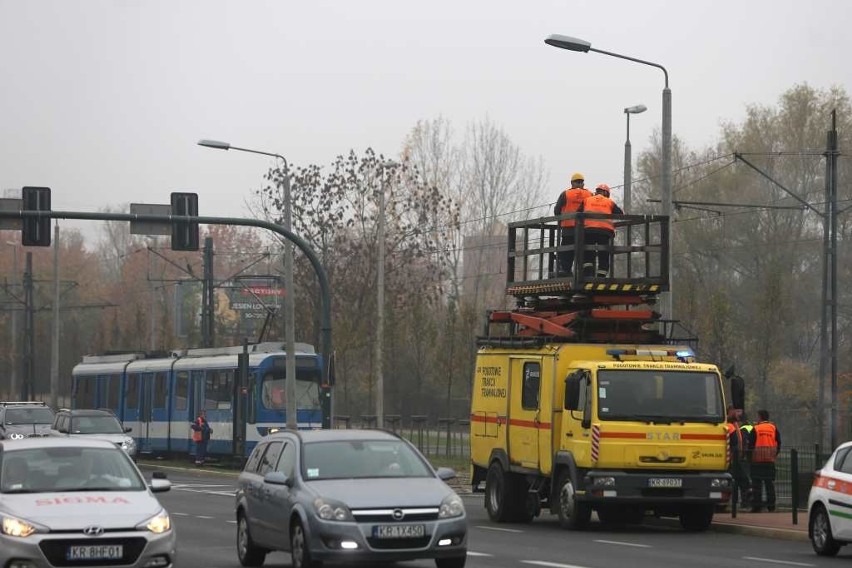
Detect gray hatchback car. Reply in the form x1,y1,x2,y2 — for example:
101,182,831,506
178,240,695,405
235,429,467,568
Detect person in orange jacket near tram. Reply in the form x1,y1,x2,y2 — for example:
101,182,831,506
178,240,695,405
190,409,213,466
553,172,592,277
748,409,781,512
577,183,623,277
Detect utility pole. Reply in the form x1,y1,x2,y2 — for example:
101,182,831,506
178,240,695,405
22,252,34,400
7,242,19,400
202,236,215,347
50,224,60,409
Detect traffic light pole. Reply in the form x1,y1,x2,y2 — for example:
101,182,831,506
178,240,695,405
0,207,335,429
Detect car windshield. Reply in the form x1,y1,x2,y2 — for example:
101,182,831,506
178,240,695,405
70,415,124,434
5,407,54,425
0,446,146,493
302,439,433,480
596,370,724,423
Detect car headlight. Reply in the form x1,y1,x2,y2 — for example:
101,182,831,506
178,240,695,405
439,494,465,519
313,498,353,521
2,515,39,538
138,510,171,534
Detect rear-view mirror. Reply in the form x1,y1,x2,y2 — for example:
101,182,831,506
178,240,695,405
263,471,291,486
564,373,580,410
436,467,457,481
124,426,133,433
149,478,171,493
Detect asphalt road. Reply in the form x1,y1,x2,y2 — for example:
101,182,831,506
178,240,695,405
143,465,844,568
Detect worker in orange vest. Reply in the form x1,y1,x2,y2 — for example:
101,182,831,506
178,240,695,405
577,183,623,277
553,172,592,277
748,409,781,512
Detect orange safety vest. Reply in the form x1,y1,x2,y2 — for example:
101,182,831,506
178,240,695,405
560,188,592,227
192,417,203,443
582,194,616,232
752,421,779,463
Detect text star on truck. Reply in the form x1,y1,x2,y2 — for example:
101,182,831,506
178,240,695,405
469,212,742,531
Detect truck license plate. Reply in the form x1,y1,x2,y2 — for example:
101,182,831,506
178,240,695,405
374,524,425,539
648,477,682,488
67,544,123,561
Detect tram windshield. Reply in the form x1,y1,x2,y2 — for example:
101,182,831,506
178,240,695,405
261,369,321,411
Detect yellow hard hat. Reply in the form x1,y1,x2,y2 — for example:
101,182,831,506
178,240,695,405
571,172,584,182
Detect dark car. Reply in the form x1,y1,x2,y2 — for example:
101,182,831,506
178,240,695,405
235,429,467,568
51,408,137,459
0,401,55,440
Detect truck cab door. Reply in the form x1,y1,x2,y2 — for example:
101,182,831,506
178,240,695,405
508,358,542,469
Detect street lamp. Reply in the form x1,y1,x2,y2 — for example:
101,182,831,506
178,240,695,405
198,139,298,430
624,104,647,214
545,34,673,320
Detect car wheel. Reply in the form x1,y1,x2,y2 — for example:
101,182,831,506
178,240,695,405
236,513,267,567
290,519,322,568
555,469,590,530
679,505,714,531
435,554,467,568
811,504,842,556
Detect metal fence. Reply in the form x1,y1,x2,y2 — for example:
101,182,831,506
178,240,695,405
333,414,470,460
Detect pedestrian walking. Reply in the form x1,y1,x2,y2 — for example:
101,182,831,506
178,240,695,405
553,172,592,277
191,409,213,466
749,409,781,512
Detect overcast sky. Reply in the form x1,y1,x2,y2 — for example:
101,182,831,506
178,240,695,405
1,0,849,241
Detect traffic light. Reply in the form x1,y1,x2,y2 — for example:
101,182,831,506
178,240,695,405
21,186,51,246
170,192,199,251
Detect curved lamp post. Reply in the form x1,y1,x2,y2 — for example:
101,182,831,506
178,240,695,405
198,139,298,430
545,34,673,320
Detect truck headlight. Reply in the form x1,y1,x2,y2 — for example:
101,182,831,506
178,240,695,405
710,478,731,488
593,476,616,488
138,510,171,534
439,494,465,518
2,515,39,538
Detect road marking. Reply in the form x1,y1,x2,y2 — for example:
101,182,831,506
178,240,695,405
172,486,236,497
594,539,651,548
172,512,189,516
466,551,493,557
522,561,593,568
226,520,237,524
475,525,524,533
196,515,214,519
172,483,232,488
743,557,815,567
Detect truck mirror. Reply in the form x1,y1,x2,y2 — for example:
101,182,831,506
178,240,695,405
724,364,736,379
564,373,580,410
730,376,745,410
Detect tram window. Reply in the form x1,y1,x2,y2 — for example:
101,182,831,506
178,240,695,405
154,372,167,408
126,375,139,410
262,373,286,410
175,372,189,411
107,375,120,409
76,379,96,408
205,369,232,410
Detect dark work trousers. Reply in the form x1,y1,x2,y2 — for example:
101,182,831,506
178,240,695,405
557,227,578,276
750,462,776,511
583,229,614,276
729,459,750,508
195,439,208,465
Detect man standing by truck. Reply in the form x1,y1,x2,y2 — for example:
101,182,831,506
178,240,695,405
749,409,781,512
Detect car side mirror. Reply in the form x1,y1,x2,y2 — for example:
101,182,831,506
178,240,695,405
149,478,171,493
124,426,133,433
263,471,292,486
436,467,457,481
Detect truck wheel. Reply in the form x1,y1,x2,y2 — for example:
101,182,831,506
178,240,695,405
485,461,511,522
679,504,714,531
555,469,590,530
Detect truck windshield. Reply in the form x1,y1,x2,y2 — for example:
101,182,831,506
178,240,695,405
596,370,724,423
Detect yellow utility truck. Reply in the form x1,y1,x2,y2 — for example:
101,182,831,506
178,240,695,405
469,213,736,531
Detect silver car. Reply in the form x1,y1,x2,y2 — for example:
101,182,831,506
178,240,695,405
51,409,138,459
0,437,175,568
235,429,467,568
